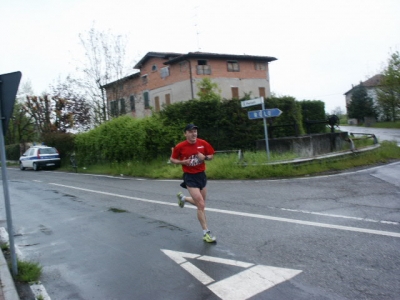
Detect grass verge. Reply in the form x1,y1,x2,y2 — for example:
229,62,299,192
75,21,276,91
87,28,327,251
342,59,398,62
1,243,42,282
13,260,42,282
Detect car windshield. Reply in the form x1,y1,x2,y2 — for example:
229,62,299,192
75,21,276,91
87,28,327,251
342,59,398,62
39,148,57,154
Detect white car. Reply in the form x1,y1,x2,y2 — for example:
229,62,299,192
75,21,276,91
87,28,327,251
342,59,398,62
19,146,61,171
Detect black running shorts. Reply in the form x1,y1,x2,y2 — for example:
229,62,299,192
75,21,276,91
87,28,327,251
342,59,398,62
183,172,207,190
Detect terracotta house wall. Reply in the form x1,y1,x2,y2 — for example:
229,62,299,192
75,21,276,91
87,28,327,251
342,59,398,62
105,52,275,118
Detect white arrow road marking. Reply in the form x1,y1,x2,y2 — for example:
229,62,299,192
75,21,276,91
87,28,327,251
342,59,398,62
161,249,302,300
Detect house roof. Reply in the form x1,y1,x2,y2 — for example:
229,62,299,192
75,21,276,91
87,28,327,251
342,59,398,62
163,51,277,65
362,74,384,87
101,72,140,89
133,52,183,69
344,74,384,95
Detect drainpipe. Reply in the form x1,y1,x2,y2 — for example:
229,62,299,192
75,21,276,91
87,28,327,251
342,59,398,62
187,60,194,99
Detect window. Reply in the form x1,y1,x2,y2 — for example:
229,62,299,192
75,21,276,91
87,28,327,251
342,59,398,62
119,98,126,114
259,87,266,98
165,94,171,106
151,64,158,72
155,96,160,112
110,100,118,116
255,62,267,70
231,87,239,99
197,60,211,75
141,74,148,84
160,67,170,78
130,95,135,111
143,91,150,109
227,60,240,72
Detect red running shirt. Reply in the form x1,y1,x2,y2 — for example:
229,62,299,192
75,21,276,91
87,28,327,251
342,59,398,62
171,138,215,174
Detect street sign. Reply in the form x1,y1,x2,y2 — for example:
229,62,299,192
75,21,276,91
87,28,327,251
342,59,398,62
248,108,282,119
241,97,263,108
0,71,22,135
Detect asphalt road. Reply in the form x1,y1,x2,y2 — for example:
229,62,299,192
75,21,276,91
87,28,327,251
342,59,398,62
340,125,400,145
0,160,399,299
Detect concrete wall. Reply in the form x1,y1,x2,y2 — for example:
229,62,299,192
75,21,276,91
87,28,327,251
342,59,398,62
256,132,350,157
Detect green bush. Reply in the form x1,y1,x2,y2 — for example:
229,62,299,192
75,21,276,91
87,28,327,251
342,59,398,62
300,100,326,133
74,96,330,166
5,143,20,160
41,132,76,160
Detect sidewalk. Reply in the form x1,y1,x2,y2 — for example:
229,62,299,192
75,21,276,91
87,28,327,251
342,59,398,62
0,248,19,300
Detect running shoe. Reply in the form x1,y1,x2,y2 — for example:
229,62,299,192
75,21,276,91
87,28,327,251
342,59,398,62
177,192,185,208
203,231,216,243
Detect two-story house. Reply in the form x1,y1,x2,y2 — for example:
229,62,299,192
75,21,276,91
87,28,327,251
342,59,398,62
103,51,277,118
344,74,384,123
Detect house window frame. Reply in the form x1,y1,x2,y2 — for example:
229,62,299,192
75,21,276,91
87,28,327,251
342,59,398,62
119,98,126,115
143,91,150,109
255,62,267,70
165,93,171,106
141,74,148,84
130,95,135,111
227,60,240,72
155,96,160,112
110,100,118,117
160,66,170,78
259,87,266,98
197,59,211,75
231,87,239,99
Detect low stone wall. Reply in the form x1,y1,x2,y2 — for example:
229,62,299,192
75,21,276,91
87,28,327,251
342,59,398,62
256,132,349,157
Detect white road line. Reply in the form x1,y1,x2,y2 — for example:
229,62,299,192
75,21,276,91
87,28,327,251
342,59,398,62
277,207,399,225
49,183,400,238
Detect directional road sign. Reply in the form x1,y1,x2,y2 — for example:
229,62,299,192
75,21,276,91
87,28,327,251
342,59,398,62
0,71,22,135
240,97,263,108
248,108,282,119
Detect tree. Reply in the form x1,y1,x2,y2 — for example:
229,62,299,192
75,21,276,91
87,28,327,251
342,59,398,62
74,26,130,126
51,77,92,132
22,94,76,136
347,83,377,124
377,51,400,121
6,102,36,145
196,77,222,101
331,106,344,118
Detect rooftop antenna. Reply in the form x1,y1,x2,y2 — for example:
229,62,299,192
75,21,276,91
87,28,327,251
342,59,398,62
193,5,201,51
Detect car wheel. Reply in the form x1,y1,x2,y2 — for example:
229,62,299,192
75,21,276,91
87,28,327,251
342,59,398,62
33,162,39,171
19,162,25,170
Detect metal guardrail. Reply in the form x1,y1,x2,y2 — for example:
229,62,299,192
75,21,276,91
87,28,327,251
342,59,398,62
214,150,243,160
346,133,378,151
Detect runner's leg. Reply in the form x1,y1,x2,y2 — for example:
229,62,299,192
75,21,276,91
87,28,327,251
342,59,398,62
187,186,208,230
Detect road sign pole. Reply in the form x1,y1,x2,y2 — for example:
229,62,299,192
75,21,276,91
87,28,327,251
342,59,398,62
0,73,21,276
0,119,17,275
261,97,270,160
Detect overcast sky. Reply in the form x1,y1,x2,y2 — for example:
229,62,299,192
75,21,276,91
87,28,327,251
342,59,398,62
1,0,399,113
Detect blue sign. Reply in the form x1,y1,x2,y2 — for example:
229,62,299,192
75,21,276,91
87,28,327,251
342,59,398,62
248,108,282,120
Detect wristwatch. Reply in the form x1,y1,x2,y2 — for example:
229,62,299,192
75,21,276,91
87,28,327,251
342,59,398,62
204,156,209,161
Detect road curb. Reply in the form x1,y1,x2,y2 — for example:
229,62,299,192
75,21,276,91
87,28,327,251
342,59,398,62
0,247,19,300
